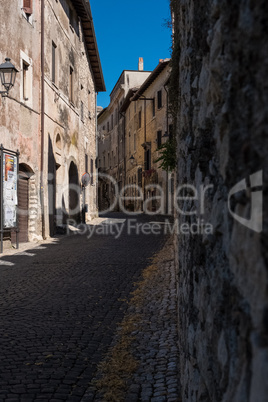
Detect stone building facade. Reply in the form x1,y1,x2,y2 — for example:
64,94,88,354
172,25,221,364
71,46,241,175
0,0,105,245
124,59,173,214
97,59,173,214
170,0,268,400
97,61,151,212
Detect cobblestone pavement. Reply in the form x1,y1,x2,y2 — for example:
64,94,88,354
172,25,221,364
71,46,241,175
89,238,180,402
0,213,172,401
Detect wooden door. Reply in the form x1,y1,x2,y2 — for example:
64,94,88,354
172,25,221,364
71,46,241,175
18,173,29,243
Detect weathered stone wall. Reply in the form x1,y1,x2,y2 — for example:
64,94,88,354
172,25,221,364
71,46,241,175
171,0,268,400
43,0,98,233
0,0,42,242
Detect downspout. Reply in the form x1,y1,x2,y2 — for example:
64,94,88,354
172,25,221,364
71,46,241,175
40,0,45,238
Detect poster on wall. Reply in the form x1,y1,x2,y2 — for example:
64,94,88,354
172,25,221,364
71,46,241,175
3,153,18,228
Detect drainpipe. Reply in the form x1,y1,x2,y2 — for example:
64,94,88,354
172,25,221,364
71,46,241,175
40,0,45,238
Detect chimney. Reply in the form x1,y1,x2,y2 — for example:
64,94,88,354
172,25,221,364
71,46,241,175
138,57,144,71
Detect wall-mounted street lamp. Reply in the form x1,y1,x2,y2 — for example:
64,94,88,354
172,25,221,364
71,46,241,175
129,155,136,166
0,58,18,97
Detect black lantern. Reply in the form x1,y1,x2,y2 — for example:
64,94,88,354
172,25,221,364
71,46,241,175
0,58,18,95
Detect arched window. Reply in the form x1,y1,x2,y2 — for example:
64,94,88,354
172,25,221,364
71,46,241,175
56,133,62,150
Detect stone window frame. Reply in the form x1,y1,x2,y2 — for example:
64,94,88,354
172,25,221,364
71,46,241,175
21,0,33,24
20,50,33,108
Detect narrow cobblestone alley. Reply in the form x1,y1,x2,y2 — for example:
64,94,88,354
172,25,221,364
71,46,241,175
0,214,178,402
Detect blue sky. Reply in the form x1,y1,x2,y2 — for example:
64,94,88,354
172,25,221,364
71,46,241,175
90,0,172,108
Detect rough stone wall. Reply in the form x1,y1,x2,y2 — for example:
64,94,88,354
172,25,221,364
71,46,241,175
171,0,268,400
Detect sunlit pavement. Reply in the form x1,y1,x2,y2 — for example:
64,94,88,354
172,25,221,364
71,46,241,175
0,213,172,401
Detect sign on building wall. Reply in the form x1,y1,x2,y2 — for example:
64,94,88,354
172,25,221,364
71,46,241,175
2,153,18,228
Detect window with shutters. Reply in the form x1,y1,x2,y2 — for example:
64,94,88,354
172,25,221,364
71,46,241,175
152,98,155,117
157,90,162,109
157,130,162,148
145,149,151,170
23,0,32,15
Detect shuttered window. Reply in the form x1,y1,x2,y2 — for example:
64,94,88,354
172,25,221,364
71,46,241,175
157,130,162,148
157,90,162,109
23,0,32,14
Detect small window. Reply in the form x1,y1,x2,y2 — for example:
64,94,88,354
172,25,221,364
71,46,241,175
56,133,62,150
115,108,118,125
145,149,151,170
157,130,162,148
81,101,84,122
69,67,74,103
23,0,32,15
107,121,110,132
85,154,88,171
111,114,114,130
134,133,136,151
22,62,29,101
169,124,173,140
152,98,155,117
157,90,162,109
69,7,74,29
138,110,142,129
52,41,57,84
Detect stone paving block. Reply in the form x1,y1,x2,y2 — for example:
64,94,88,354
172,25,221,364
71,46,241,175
0,213,169,401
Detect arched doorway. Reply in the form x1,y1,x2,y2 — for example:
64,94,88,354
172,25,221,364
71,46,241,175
68,161,80,223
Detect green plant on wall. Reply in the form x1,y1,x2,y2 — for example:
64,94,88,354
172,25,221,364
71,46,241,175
155,136,176,171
